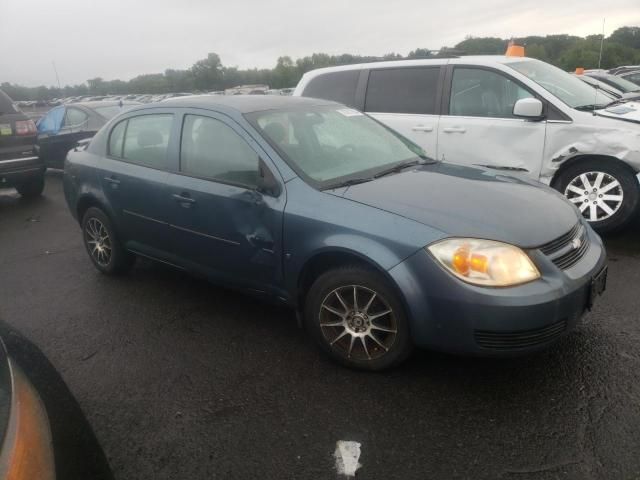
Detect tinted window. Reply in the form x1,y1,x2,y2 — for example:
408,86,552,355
365,67,439,114
108,120,127,157
64,108,89,127
122,114,173,168
302,70,359,107
0,90,18,114
180,115,260,187
449,68,535,118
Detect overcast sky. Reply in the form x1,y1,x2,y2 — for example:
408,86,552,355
1,0,639,87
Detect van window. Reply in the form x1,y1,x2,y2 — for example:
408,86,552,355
302,71,359,108
449,68,534,118
180,115,260,187
365,67,440,114
122,114,173,169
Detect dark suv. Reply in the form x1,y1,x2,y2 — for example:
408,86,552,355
0,89,44,198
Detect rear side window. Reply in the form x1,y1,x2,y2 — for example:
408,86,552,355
180,115,260,187
63,108,89,127
365,67,440,114
117,114,173,169
302,70,360,107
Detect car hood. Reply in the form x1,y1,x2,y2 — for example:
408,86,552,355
596,101,640,124
334,163,579,248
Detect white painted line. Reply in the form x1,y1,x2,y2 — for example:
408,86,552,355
334,440,362,477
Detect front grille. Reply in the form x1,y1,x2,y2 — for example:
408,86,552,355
475,320,567,350
537,223,589,270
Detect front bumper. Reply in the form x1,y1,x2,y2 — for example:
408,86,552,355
389,226,607,355
0,157,45,188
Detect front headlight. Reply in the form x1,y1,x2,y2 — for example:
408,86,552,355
427,238,540,287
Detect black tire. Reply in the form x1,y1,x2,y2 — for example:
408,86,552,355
304,265,413,371
554,159,640,234
16,174,45,198
81,207,135,275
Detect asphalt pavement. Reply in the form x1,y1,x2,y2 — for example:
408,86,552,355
1,171,640,480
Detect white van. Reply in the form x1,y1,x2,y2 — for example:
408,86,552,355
294,56,640,232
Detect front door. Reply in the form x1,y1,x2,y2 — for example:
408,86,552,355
437,66,546,177
164,112,285,292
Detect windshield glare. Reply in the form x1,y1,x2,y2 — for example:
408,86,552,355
508,59,613,108
249,106,427,187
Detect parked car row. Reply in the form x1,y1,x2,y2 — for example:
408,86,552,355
14,87,297,110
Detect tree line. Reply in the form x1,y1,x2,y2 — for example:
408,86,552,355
3,26,639,101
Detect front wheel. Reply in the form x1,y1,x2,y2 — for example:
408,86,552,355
554,159,639,233
304,266,413,370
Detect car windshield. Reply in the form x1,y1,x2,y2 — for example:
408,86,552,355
247,106,429,188
597,74,640,93
508,59,614,109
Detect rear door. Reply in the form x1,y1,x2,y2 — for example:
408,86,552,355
363,66,442,159
164,111,285,292
436,66,546,176
97,111,176,256
39,107,94,168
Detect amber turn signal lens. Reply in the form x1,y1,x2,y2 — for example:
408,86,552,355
0,362,55,480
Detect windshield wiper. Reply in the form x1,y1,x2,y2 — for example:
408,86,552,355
574,104,607,112
373,158,432,179
323,177,375,190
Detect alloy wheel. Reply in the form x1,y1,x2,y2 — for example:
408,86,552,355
85,217,112,267
564,171,624,222
319,285,397,361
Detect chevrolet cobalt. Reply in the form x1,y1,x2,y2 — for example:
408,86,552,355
63,96,607,370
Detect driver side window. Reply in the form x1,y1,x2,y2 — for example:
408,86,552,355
450,68,534,118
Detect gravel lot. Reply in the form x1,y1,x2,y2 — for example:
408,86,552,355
1,171,640,480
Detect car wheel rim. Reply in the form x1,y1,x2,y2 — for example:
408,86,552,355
319,285,397,361
564,171,624,222
85,218,112,267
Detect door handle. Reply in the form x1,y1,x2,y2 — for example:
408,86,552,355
103,176,120,188
172,193,196,207
411,125,434,132
442,127,467,133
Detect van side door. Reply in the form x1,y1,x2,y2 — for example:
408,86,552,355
363,66,443,159
437,66,546,177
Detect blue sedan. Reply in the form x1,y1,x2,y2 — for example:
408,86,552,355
63,96,607,370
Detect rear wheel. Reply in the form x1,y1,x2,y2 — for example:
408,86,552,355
16,174,45,198
554,159,639,233
304,266,412,370
81,207,135,274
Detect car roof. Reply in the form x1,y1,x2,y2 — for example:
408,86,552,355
151,95,339,113
70,101,141,109
298,55,533,77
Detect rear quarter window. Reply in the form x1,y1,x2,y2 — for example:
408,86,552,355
302,70,360,107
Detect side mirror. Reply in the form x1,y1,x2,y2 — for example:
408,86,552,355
257,159,281,197
513,98,544,120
